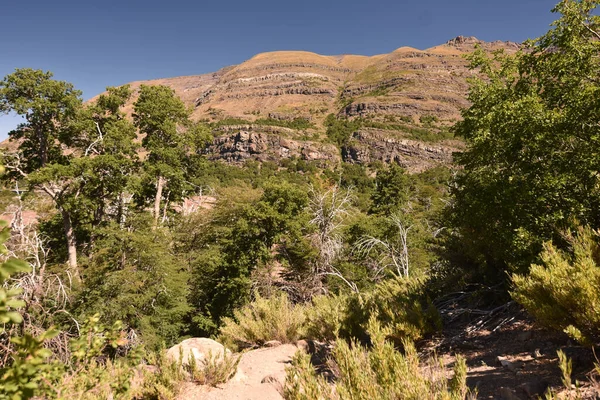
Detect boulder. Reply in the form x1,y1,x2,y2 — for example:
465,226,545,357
166,338,230,367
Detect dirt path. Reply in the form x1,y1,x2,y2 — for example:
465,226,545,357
176,344,298,400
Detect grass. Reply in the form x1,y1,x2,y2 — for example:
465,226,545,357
218,292,307,350
186,350,241,387
359,120,454,142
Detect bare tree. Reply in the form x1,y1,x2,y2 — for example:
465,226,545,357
308,185,358,293
0,211,74,365
4,152,81,280
355,214,412,278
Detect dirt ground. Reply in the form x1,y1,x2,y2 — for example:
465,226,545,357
422,303,600,399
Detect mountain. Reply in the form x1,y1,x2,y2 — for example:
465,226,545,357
76,37,523,171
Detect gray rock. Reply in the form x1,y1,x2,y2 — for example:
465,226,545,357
496,356,517,372
166,338,230,367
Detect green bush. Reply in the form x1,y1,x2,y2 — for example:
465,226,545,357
284,317,471,400
304,278,440,344
218,292,306,350
304,293,351,341
512,226,600,345
365,277,441,344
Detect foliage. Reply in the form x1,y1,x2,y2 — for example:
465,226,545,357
219,292,307,350
370,164,410,215
184,181,311,336
133,84,210,225
133,348,186,400
304,293,349,341
361,277,441,343
284,317,470,400
49,315,142,400
0,220,54,400
512,226,600,345
75,215,192,349
324,114,360,147
186,350,240,387
0,68,81,171
449,0,600,275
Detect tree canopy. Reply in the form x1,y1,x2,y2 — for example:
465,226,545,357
448,0,600,274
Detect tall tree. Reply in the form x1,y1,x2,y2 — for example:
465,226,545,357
0,69,81,171
1,71,139,279
448,0,600,275
1,69,83,277
133,85,192,226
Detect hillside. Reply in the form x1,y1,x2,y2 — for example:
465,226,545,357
99,36,518,172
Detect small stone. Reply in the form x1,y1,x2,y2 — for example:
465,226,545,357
496,356,517,372
517,380,549,398
264,340,282,348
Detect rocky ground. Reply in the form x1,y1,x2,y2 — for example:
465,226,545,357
425,308,600,399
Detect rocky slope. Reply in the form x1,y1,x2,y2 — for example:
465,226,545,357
109,36,516,171
88,37,521,171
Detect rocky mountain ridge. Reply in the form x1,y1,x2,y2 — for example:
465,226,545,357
108,36,518,171
23,37,519,172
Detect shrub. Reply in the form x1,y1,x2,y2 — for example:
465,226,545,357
304,294,349,341
284,317,471,400
364,277,441,344
512,226,600,345
134,354,184,400
186,350,240,387
218,292,306,350
305,278,440,344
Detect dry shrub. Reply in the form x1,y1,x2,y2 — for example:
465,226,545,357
186,349,240,386
219,291,306,350
284,317,472,400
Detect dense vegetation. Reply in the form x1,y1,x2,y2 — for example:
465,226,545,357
2,1,600,398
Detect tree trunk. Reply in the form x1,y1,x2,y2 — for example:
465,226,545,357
153,175,165,227
37,127,48,167
61,209,79,281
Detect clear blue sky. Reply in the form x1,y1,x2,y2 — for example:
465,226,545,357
0,0,559,139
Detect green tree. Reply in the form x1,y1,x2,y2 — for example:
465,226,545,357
449,0,600,275
1,79,139,278
0,69,81,171
75,214,191,348
183,181,310,335
133,85,200,226
370,164,410,215
0,69,84,276
65,85,139,241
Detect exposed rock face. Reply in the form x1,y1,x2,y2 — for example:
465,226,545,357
166,338,230,367
342,129,462,172
109,36,518,126
206,129,339,165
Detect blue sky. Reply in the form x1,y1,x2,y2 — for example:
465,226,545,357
0,0,559,139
